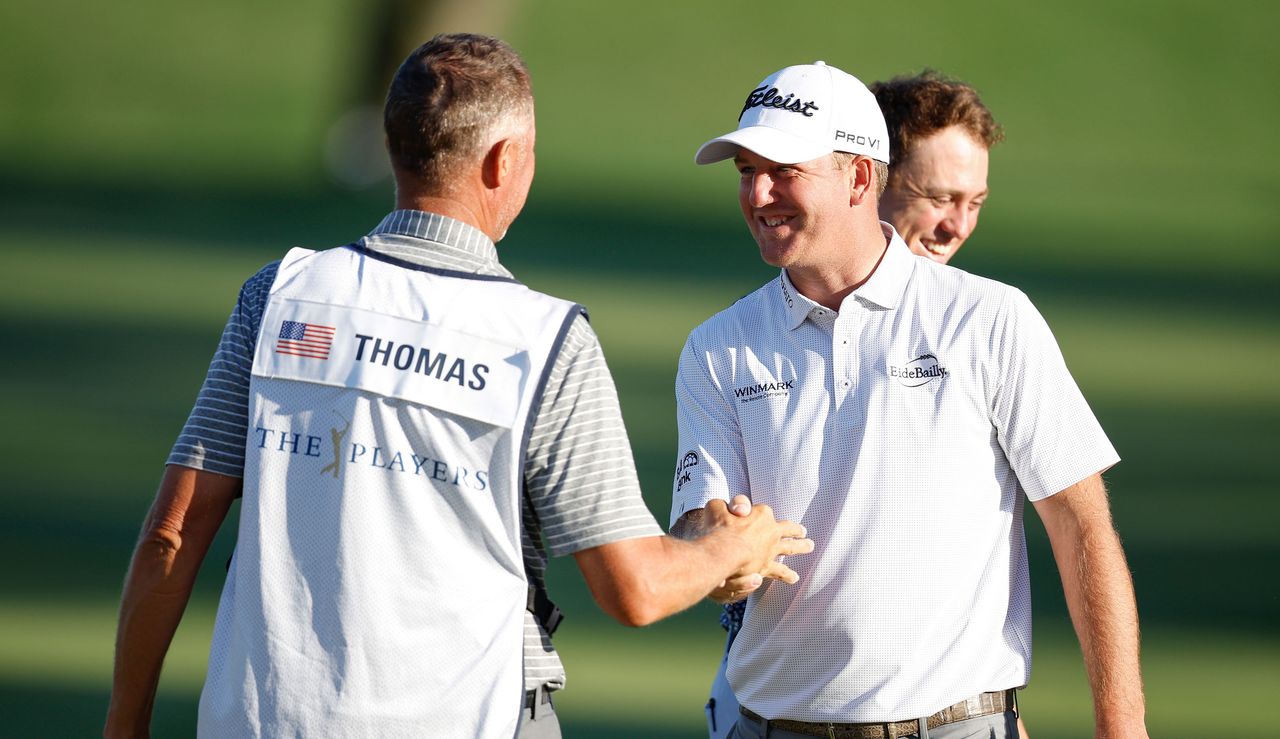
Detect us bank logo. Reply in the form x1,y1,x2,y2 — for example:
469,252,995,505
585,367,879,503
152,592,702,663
253,417,490,491
889,353,948,388
675,451,699,493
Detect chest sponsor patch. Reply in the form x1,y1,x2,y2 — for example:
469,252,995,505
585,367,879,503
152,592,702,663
888,353,948,388
253,298,527,427
732,378,795,403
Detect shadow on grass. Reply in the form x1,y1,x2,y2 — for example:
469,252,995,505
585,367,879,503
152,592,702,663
0,677,705,738
0,678,197,738
559,720,706,739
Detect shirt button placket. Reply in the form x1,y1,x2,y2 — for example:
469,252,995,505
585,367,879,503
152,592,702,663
836,311,858,401
816,310,844,409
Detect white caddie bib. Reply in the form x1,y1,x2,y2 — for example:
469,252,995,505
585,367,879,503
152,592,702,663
198,246,579,739
254,299,526,428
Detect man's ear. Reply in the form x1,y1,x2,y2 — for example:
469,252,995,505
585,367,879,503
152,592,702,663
848,156,875,206
481,137,518,190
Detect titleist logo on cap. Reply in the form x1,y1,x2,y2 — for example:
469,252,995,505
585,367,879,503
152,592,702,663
696,61,889,166
739,86,820,120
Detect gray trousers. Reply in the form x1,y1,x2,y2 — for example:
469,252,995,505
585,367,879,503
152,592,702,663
518,687,561,739
729,711,1018,739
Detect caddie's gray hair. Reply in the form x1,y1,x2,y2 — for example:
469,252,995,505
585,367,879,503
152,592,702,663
384,33,534,192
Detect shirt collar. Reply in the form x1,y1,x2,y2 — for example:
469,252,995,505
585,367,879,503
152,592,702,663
851,222,914,311
367,209,499,264
776,222,916,330
778,270,817,330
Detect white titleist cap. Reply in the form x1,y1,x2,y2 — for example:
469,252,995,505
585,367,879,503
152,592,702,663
695,61,890,166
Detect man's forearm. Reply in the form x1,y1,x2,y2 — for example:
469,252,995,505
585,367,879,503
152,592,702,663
106,544,203,735
105,466,237,737
1056,515,1145,732
576,499,809,627
1037,475,1147,738
669,505,710,541
579,530,755,627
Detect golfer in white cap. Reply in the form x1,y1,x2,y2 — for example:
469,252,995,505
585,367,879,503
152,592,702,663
672,61,1148,739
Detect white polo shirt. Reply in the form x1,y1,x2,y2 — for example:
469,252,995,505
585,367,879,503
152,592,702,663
671,224,1118,722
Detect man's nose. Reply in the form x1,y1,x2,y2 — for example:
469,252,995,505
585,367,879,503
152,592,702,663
747,173,775,208
942,205,975,240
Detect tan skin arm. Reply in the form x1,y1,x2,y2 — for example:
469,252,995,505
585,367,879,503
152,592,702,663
574,498,812,627
104,465,240,738
672,496,810,603
1033,473,1148,739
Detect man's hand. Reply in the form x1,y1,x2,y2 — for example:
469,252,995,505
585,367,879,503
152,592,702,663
574,496,810,627
678,495,813,603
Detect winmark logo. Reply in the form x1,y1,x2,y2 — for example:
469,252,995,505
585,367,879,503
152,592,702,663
889,353,948,388
733,379,795,403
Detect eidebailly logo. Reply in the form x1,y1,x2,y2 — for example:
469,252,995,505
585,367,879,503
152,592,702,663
889,353,948,388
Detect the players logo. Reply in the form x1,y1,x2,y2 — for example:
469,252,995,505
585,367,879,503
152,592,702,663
675,451,699,492
320,418,350,478
889,353,948,388
256,416,490,490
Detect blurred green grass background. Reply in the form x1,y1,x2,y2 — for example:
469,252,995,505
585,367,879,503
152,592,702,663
1,0,1277,736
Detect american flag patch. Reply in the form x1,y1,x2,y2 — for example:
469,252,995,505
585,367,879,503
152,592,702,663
275,320,336,360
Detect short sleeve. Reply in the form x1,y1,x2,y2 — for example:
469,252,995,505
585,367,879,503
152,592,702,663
990,290,1120,500
670,332,748,527
523,314,663,556
167,262,279,477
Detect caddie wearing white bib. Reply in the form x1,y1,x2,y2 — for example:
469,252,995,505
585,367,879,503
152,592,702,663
104,35,813,739
672,62,1149,739
197,245,574,737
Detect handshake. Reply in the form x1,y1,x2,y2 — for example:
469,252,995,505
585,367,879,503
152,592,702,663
675,495,815,605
